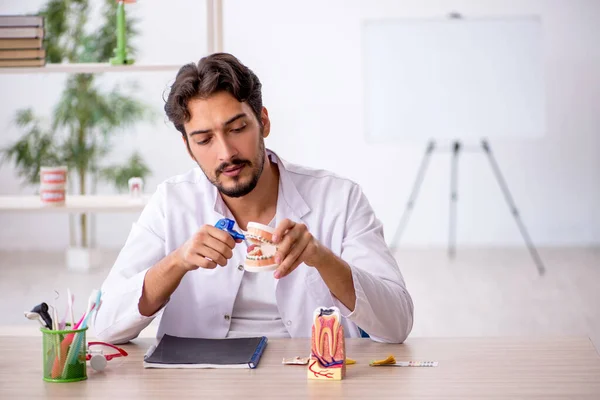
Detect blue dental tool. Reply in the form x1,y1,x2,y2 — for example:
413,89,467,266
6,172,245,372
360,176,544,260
214,218,246,241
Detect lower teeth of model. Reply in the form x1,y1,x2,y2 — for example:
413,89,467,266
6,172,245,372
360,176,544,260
247,255,272,260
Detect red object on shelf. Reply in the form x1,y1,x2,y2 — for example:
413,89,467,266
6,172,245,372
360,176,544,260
40,166,67,206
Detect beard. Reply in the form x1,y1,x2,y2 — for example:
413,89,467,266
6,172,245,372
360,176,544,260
199,136,266,198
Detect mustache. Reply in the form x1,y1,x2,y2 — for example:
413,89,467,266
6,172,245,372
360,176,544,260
216,158,251,174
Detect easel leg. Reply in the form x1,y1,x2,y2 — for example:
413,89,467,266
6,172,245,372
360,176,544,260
449,141,461,258
390,140,436,250
481,139,546,275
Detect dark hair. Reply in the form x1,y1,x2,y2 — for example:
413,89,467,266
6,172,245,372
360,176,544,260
164,53,263,137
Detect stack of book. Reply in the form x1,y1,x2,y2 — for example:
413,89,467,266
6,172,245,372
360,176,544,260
0,15,45,68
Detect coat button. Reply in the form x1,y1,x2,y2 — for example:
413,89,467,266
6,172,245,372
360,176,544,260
224,314,231,321
238,264,244,271
286,320,292,326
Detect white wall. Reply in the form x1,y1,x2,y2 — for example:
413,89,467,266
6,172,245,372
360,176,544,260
0,0,598,251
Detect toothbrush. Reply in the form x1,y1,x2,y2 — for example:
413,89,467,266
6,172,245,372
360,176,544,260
50,302,97,379
61,290,101,377
50,294,61,365
59,290,74,330
67,289,75,329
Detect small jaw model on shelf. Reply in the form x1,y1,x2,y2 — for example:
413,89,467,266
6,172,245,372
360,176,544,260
244,222,278,272
307,306,346,380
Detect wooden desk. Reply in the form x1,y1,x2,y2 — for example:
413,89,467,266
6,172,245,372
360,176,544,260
1,336,599,399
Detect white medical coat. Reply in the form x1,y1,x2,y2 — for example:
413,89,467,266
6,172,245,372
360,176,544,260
93,150,414,344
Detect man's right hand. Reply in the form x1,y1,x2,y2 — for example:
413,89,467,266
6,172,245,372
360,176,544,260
175,225,239,271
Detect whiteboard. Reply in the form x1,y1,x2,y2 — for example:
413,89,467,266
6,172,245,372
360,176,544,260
362,16,546,141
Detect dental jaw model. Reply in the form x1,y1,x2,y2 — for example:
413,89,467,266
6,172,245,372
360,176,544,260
307,307,346,380
244,222,278,272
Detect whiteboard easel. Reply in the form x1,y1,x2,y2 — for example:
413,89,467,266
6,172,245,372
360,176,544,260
362,15,546,275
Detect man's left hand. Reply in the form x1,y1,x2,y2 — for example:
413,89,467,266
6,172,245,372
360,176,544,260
271,219,324,279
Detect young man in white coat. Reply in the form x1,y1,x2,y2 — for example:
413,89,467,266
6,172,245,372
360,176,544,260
94,53,414,344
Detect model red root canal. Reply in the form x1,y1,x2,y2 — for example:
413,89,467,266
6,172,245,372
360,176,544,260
307,307,346,380
244,222,278,272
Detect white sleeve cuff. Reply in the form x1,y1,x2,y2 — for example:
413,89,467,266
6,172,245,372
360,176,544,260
94,268,168,343
330,266,366,320
130,267,169,320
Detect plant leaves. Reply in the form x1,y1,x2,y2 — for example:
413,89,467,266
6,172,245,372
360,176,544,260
0,110,61,185
5,0,156,193
100,151,151,192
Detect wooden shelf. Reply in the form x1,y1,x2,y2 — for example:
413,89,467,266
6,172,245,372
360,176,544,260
0,195,148,213
0,63,182,74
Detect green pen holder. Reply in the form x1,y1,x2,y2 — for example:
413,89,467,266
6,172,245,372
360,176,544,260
40,324,88,383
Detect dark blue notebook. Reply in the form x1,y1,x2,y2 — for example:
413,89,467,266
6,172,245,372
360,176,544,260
143,334,268,369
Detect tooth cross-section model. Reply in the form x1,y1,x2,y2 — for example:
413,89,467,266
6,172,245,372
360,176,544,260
244,222,278,272
307,306,346,380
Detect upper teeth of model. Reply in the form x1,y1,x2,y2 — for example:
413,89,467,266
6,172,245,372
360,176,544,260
246,233,275,245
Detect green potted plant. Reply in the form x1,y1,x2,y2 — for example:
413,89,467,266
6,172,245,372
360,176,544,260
1,0,155,268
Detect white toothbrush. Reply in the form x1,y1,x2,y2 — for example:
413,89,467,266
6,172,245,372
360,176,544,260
62,289,101,377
